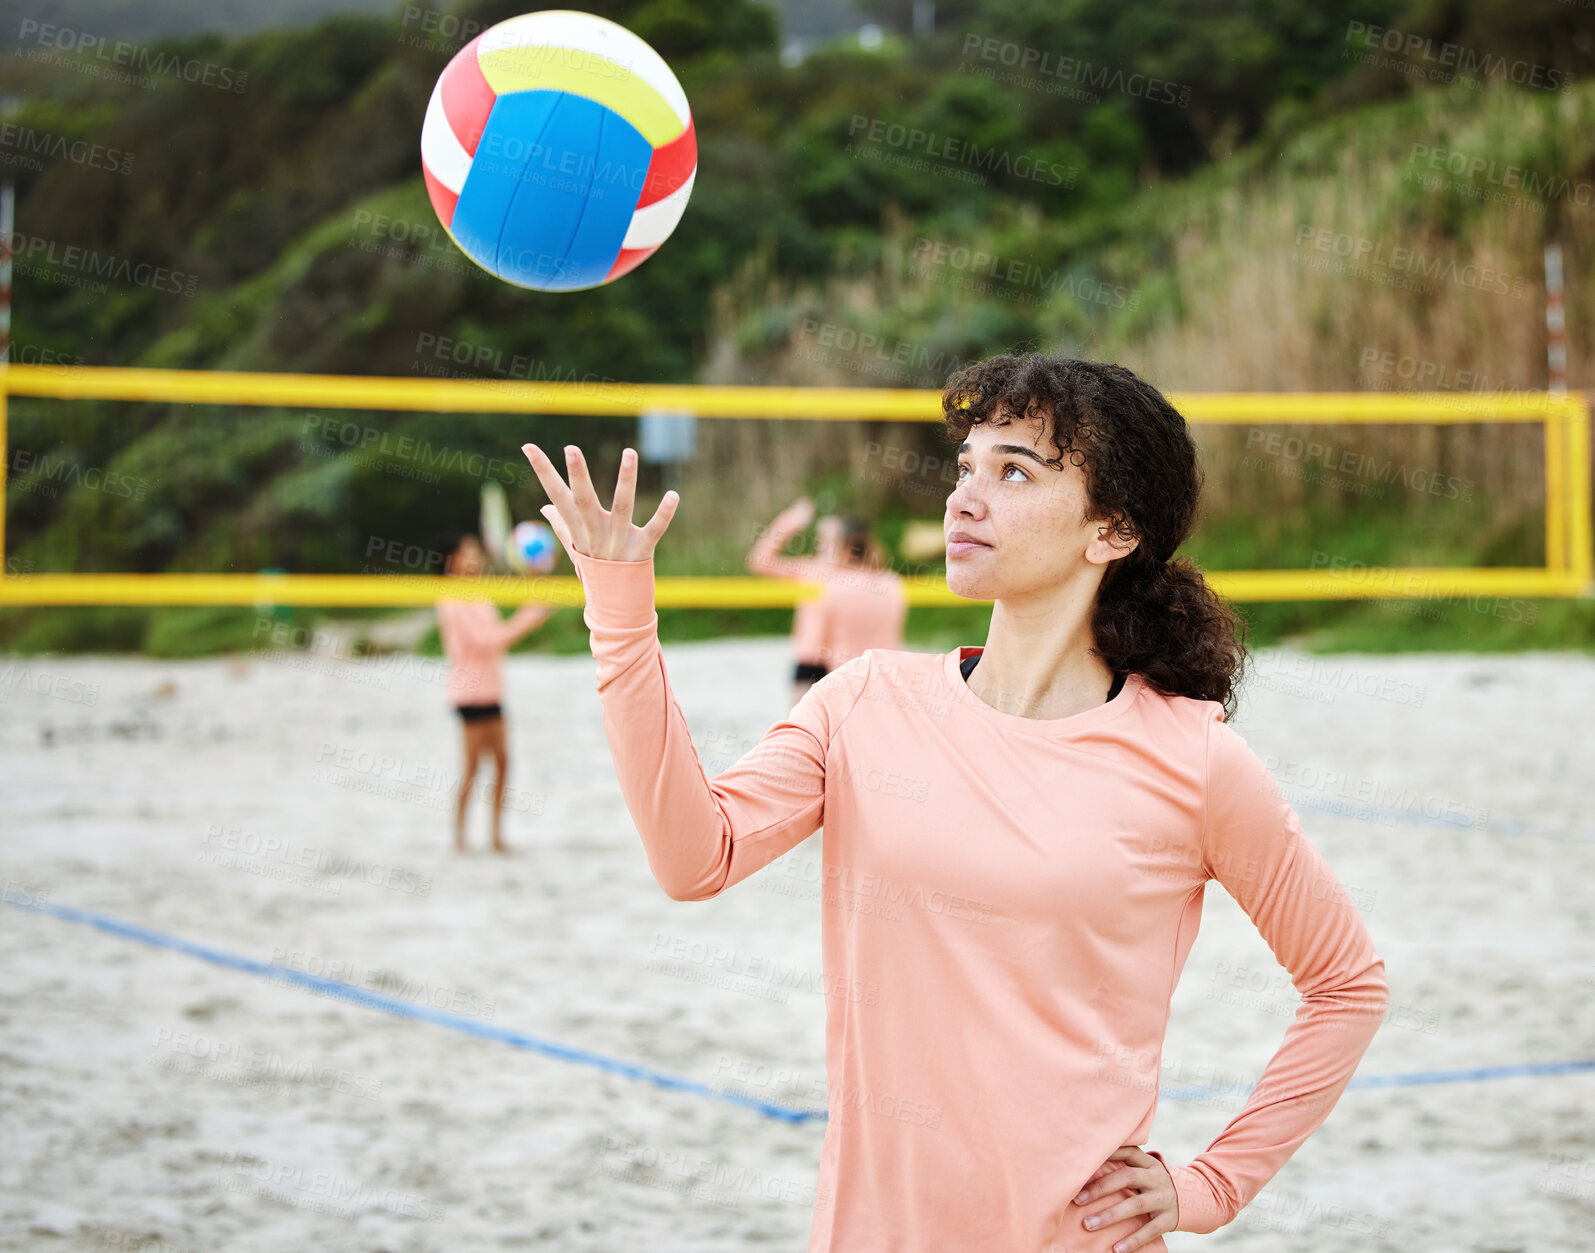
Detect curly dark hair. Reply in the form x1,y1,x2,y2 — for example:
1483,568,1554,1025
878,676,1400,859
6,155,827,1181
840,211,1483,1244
940,352,1249,719
837,515,872,563
432,530,471,573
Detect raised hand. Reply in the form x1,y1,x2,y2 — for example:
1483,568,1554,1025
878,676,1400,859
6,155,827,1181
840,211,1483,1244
522,443,679,563
779,496,817,528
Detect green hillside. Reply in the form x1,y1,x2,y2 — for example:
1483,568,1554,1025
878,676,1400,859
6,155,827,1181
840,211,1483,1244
2,0,1592,655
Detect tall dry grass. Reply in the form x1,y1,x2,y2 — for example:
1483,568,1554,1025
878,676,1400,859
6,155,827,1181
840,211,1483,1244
687,84,1595,561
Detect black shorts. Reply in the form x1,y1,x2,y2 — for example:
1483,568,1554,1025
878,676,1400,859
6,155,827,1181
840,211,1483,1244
456,703,503,723
793,662,829,684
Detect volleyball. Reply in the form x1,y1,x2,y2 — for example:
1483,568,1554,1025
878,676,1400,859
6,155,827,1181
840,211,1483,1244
419,9,697,291
507,519,558,574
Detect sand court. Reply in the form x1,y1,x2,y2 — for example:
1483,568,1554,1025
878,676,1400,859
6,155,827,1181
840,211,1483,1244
1,640,1592,1251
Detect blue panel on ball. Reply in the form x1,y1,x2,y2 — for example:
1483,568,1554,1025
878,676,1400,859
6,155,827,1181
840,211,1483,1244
452,90,561,274
495,93,651,291
556,107,652,290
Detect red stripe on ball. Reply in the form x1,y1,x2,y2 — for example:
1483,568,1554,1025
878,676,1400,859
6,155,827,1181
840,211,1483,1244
605,244,660,282
422,164,460,228
636,116,696,210
441,34,496,158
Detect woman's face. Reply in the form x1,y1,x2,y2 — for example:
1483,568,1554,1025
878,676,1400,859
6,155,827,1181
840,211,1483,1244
450,536,486,576
943,406,1136,602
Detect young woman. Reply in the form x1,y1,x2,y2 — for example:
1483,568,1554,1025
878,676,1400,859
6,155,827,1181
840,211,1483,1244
434,532,558,854
746,497,908,706
522,354,1390,1253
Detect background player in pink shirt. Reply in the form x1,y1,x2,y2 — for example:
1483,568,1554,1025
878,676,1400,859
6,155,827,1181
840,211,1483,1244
435,532,560,854
746,497,908,706
521,353,1389,1252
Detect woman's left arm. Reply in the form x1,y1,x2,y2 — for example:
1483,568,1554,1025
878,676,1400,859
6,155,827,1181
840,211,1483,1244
1147,713,1391,1233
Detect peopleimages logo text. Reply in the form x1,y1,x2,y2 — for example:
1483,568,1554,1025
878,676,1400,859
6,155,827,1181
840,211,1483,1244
17,19,249,92
847,116,1073,187
1293,225,1528,299
1344,21,1572,92
6,231,198,296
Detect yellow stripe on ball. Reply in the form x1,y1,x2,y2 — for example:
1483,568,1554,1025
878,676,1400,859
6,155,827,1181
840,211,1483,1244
477,46,685,147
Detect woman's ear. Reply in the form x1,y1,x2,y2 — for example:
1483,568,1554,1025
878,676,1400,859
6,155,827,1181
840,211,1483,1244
1089,517,1139,567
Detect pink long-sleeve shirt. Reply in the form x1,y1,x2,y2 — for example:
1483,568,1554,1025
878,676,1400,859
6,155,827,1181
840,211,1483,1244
747,517,908,670
571,550,1390,1252
435,599,530,705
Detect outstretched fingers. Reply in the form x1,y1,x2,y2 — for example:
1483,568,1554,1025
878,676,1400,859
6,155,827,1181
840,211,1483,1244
538,501,576,555
524,442,594,554
522,441,678,562
523,443,579,519
610,447,639,530
563,444,606,523
640,490,680,547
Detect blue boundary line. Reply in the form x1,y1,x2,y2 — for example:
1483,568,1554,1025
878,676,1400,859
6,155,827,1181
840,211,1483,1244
6,895,823,1124
8,896,1591,1112
1281,788,1593,842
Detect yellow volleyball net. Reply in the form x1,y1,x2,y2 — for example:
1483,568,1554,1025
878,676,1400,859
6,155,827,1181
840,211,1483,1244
0,364,1589,607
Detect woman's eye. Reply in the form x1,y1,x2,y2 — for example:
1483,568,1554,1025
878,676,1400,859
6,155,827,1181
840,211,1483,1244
1003,464,1027,481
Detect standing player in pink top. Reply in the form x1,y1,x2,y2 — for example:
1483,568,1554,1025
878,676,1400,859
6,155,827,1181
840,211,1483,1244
521,354,1390,1253
435,532,559,854
747,498,908,706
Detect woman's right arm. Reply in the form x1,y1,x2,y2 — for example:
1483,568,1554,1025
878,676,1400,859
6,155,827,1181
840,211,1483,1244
523,442,866,900
745,498,816,577
570,548,868,899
